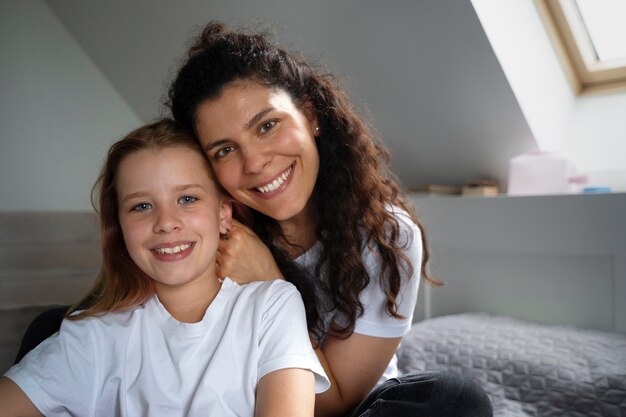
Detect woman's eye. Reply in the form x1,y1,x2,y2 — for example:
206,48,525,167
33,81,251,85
131,202,152,212
179,195,197,205
259,120,277,134
215,145,235,159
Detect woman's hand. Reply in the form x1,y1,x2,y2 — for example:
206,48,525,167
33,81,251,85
216,219,284,283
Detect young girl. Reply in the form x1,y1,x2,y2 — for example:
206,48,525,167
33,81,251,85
0,119,329,417
168,22,492,416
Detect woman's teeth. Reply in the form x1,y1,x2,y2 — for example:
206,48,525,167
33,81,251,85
257,165,292,193
153,243,192,254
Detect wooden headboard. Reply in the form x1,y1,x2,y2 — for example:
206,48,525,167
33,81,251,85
0,212,100,372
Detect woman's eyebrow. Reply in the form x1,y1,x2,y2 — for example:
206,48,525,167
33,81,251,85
204,107,275,153
244,107,274,131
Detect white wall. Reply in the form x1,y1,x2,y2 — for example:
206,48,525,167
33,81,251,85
44,0,537,190
472,0,626,192
412,192,626,334
565,92,626,188
0,0,141,212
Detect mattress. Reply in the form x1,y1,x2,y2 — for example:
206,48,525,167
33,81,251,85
397,313,626,417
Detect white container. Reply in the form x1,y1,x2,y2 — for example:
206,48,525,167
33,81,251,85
507,150,578,196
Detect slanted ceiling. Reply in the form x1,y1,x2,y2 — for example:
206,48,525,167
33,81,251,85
45,0,536,189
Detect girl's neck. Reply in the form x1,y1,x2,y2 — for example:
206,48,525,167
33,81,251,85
155,275,222,323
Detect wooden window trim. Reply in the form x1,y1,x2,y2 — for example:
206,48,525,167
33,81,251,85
537,0,626,93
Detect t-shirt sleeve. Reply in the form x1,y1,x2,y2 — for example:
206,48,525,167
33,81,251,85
4,317,96,416
353,209,422,338
257,281,330,393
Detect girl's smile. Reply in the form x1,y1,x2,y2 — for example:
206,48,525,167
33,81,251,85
150,241,195,260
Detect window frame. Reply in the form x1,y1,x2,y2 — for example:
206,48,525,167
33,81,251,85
537,0,626,93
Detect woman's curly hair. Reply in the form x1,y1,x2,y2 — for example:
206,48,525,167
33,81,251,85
168,21,439,340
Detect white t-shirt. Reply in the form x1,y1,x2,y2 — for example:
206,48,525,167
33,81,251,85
5,278,329,417
294,207,422,386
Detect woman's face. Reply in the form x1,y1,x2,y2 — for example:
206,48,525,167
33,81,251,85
195,81,320,224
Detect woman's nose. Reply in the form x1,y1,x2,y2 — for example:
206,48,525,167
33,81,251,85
241,146,272,174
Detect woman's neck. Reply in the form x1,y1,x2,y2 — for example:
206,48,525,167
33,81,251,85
276,204,318,259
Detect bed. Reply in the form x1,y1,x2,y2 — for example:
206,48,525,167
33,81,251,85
400,194,626,415
397,313,626,417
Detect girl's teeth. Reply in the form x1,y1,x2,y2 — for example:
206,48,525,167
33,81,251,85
154,243,191,254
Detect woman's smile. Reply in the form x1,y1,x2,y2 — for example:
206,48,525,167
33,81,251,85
252,162,295,195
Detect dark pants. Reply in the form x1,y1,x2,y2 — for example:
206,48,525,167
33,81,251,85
346,371,493,417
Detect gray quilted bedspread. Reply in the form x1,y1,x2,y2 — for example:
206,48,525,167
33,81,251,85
397,314,626,417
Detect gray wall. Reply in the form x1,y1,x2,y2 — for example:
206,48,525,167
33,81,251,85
38,0,534,201
0,0,141,211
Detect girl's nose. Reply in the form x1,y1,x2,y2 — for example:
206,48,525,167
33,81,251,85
153,208,182,233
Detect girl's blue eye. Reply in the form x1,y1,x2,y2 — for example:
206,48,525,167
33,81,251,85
259,120,276,134
179,195,197,205
132,202,152,212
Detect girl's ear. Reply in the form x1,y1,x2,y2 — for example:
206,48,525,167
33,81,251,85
219,198,233,235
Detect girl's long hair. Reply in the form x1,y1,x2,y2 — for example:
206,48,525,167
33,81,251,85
69,119,208,320
168,22,440,338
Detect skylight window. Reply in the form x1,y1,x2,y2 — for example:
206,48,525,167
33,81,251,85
540,0,626,92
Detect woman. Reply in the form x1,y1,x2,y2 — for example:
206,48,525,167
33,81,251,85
169,21,491,417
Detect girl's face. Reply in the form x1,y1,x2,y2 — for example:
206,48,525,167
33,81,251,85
195,81,320,226
116,146,231,292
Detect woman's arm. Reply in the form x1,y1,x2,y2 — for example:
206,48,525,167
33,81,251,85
0,377,43,417
312,334,401,417
216,219,284,282
256,368,315,417
313,209,422,416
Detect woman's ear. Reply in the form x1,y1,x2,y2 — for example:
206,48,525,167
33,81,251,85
301,98,319,135
219,199,233,235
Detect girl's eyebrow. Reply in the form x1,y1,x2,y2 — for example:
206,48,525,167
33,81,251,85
175,184,205,192
120,191,148,203
120,184,205,203
203,107,275,153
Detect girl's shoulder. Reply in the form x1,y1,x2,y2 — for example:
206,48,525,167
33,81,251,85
224,278,301,305
66,302,149,332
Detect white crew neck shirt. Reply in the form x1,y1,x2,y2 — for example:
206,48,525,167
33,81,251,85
6,278,329,417
293,206,422,386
